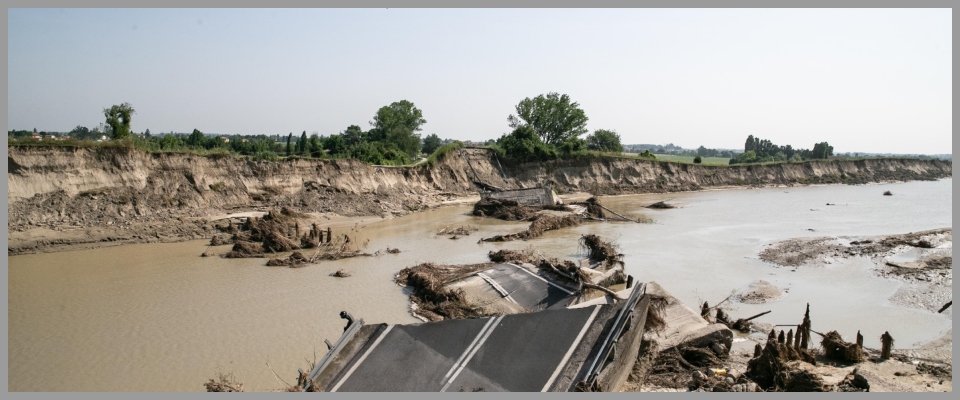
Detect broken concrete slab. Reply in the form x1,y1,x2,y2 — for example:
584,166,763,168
642,281,733,352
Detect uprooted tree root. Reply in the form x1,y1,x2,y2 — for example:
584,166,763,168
746,339,822,392
579,234,623,267
820,331,864,363
395,263,495,321
644,294,668,333
645,345,726,390
481,214,581,242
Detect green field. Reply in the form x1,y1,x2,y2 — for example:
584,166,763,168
650,154,731,166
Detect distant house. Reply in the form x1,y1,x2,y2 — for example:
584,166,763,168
31,132,41,141
241,138,249,143
219,136,230,143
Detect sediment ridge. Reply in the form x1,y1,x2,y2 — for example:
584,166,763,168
7,146,952,254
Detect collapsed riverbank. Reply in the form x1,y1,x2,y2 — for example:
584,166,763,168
7,146,951,255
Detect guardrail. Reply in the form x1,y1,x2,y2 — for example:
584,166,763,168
578,282,646,390
304,312,364,391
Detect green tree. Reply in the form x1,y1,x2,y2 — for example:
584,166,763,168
286,133,293,156
496,125,557,163
308,135,324,158
103,103,135,140
323,135,348,156
422,133,442,155
369,100,425,158
811,142,834,159
585,129,623,153
342,125,366,147
186,129,205,148
507,92,589,145
693,155,702,164
299,131,308,155
144,128,151,138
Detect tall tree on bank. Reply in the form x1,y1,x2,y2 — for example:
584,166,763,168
507,92,589,145
299,131,308,155
422,133,442,155
369,100,426,158
286,133,293,156
586,129,623,153
103,103,135,140
342,125,366,147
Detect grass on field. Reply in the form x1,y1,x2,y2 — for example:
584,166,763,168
650,154,732,166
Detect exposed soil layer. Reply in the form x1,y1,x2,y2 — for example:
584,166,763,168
8,146,952,254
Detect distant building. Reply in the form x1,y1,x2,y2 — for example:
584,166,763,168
219,136,230,143
31,132,41,141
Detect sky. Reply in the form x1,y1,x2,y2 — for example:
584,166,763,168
7,8,953,154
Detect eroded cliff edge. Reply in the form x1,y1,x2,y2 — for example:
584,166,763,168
7,146,951,254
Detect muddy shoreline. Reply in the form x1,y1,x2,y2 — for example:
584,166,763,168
7,146,951,255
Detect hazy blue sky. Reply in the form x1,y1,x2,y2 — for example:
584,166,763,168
7,8,952,154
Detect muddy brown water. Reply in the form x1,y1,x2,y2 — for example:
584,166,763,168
8,178,951,391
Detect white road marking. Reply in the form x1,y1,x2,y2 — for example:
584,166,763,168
476,272,520,304
442,317,497,381
330,324,394,392
540,305,602,392
505,263,576,294
440,315,504,392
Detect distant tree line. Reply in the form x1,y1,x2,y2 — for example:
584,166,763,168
9,100,457,166
728,135,833,164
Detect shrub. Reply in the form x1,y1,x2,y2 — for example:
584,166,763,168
693,156,702,164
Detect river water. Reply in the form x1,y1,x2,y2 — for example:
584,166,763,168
8,178,952,391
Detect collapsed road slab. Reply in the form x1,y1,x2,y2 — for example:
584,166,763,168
310,284,651,392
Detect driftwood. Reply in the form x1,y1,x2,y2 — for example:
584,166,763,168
938,301,952,313
581,282,623,299
731,310,771,332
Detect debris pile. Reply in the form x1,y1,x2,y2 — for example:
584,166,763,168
394,262,494,321
820,330,864,363
266,251,309,267
471,199,538,221
481,214,581,242
581,197,606,219
204,372,244,392
647,201,676,209
436,225,478,238
579,234,623,267
330,269,351,278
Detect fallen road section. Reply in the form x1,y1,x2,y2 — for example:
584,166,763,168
307,285,651,392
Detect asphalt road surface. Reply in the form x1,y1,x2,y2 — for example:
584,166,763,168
329,305,602,392
478,263,575,311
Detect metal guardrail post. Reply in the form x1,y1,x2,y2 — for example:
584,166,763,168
305,312,365,391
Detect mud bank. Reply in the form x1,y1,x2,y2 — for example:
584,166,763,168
759,229,953,316
8,146,951,254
